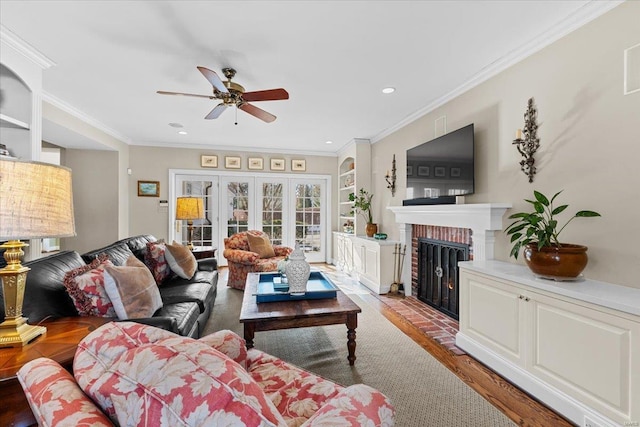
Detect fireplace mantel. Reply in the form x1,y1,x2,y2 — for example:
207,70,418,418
388,203,511,296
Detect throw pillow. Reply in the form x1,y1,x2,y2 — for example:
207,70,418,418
247,233,276,259
144,241,172,285
63,254,116,317
103,256,163,319
164,241,197,279
74,322,287,427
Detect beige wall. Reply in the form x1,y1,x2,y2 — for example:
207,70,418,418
128,146,337,241
372,1,640,288
43,102,130,246
63,149,120,253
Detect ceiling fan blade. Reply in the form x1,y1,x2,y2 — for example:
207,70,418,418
197,66,229,94
238,102,276,123
242,88,289,102
205,103,228,120
157,90,215,99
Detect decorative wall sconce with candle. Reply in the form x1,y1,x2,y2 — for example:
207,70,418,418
385,154,397,196
513,97,541,183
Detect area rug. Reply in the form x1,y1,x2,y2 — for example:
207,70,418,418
203,270,515,427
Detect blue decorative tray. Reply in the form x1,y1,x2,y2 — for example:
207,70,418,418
255,271,338,303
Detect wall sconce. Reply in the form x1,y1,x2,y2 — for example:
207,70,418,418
513,97,540,183
385,154,397,196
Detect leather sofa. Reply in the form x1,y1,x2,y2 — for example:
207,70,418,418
18,322,396,426
0,235,217,338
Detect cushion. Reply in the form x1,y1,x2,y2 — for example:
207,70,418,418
247,233,276,259
164,241,197,279
103,256,163,319
63,254,116,317
74,322,286,427
144,241,172,285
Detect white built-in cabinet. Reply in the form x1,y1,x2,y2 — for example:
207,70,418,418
456,261,640,427
349,236,398,294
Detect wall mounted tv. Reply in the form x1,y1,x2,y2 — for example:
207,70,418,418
404,123,474,206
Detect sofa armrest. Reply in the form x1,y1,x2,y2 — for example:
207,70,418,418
17,358,113,427
223,248,259,265
302,384,396,427
198,329,247,369
273,245,293,257
196,257,218,272
117,316,179,334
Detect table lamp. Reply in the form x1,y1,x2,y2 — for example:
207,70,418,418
0,159,76,347
176,196,204,250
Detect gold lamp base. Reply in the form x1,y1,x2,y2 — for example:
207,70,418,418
0,240,47,347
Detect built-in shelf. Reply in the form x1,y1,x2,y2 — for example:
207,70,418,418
340,170,355,177
340,185,355,192
0,113,30,130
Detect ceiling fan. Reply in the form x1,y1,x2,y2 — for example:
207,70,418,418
157,67,289,123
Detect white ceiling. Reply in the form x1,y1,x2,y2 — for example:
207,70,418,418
0,1,620,155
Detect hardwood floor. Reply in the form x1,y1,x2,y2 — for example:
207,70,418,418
362,292,575,427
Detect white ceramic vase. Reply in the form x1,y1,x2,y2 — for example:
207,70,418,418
285,243,311,295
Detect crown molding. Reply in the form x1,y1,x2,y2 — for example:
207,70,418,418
336,138,371,158
131,140,338,157
370,0,625,144
42,91,133,145
0,24,55,70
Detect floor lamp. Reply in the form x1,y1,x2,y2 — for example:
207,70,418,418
0,159,76,347
176,196,204,250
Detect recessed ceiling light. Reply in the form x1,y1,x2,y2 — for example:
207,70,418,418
169,122,184,128
325,140,333,144
382,87,395,94
178,130,188,135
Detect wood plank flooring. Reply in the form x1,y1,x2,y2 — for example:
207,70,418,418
362,292,575,427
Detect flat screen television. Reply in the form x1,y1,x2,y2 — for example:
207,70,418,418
404,124,474,205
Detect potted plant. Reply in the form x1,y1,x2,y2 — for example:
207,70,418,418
505,190,600,279
349,188,377,237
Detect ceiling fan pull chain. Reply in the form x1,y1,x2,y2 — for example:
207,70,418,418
235,104,238,125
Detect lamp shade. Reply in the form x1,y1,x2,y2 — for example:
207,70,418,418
175,197,204,220
0,159,76,240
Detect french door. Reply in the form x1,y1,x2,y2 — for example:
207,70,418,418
170,171,329,266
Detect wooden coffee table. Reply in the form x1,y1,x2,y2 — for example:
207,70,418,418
240,272,362,365
0,316,111,427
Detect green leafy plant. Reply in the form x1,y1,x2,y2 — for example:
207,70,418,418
349,188,374,224
505,190,601,259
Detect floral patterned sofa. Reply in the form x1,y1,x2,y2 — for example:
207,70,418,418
224,230,293,290
18,322,395,427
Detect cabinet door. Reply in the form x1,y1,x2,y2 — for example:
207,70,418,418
460,271,525,365
527,291,639,423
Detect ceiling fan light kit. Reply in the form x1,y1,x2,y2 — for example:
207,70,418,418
158,66,289,123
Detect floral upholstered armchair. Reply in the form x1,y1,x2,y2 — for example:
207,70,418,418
18,322,395,426
223,230,293,290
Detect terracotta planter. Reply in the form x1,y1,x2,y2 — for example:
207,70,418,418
523,243,588,280
365,223,378,238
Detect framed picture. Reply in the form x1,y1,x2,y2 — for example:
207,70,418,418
450,167,461,177
418,166,430,177
225,156,241,169
270,158,285,171
434,166,446,177
407,166,413,176
248,157,263,170
138,180,160,197
292,159,306,171
201,155,218,168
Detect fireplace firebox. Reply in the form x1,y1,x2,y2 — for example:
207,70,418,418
417,238,470,320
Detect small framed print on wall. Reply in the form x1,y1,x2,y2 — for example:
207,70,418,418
407,166,413,176
201,155,218,168
270,158,285,171
248,157,263,170
138,180,160,197
434,166,446,177
292,159,306,171
450,167,461,177
225,156,241,169
418,166,430,177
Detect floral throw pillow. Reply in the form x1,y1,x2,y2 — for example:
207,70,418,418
144,241,172,285
63,254,116,317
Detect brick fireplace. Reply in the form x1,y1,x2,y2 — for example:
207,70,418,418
388,203,511,298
